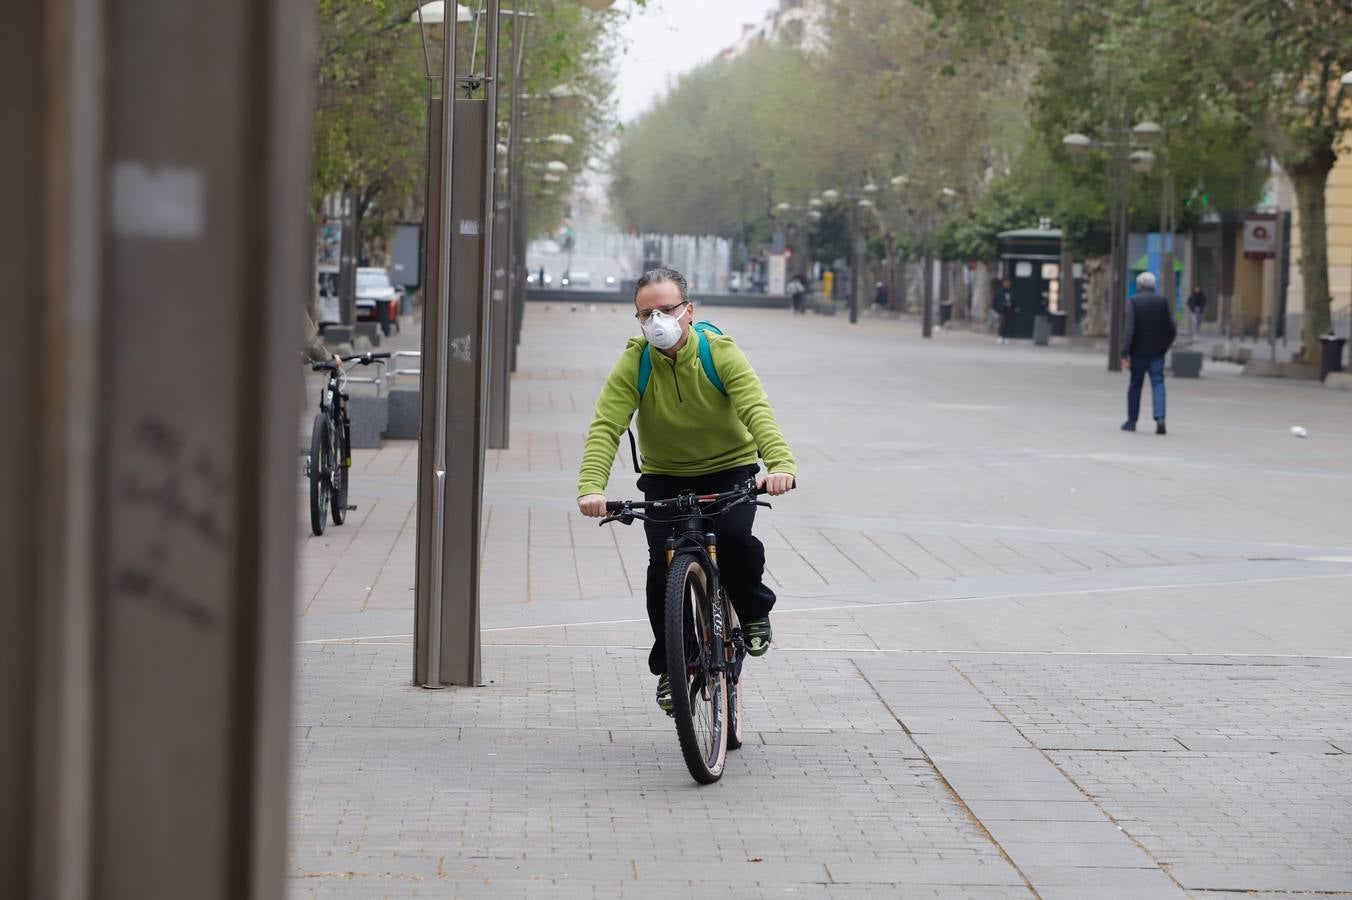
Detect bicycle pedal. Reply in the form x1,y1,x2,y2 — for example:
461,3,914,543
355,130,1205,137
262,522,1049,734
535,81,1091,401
346,505,358,511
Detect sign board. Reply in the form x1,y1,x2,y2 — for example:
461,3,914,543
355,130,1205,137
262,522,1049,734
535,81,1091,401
767,253,787,295
1243,213,1277,258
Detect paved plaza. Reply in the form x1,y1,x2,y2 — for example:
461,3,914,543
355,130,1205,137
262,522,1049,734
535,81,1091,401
292,304,1352,898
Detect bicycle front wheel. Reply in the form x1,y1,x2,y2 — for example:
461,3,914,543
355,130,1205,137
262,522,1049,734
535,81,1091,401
664,553,727,784
308,413,331,536
331,411,350,526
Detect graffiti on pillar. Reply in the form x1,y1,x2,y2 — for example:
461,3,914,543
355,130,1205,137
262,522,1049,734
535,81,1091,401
110,416,232,631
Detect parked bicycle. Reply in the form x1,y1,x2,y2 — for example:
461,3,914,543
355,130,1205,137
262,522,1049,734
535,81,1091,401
600,479,775,784
305,352,389,536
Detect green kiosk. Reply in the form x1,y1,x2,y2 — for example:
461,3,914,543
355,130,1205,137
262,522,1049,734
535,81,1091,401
997,227,1075,339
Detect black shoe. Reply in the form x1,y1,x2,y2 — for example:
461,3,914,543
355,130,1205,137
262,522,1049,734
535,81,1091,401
655,674,673,713
744,618,772,657
1156,419,1166,435
1120,421,1136,432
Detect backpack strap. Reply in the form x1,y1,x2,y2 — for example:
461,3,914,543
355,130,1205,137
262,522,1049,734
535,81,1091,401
694,327,727,396
637,343,653,398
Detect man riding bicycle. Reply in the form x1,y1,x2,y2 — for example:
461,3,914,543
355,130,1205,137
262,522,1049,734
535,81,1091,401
577,267,797,712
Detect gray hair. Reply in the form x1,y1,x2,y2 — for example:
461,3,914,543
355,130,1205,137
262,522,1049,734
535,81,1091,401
635,267,688,303
1136,271,1157,290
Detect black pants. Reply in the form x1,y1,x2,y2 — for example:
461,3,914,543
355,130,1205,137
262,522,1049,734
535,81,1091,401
639,465,776,676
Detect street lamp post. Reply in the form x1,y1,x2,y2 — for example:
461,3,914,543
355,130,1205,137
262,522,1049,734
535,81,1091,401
1064,120,1162,372
412,0,500,689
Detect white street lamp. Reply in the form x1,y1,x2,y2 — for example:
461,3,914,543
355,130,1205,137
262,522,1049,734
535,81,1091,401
808,210,822,221
1129,149,1156,173
890,174,909,189
774,202,793,213
858,198,875,208
821,189,840,202
575,0,618,8
545,160,569,173
862,182,879,194
1063,133,1093,156
808,197,823,208
545,133,575,145
543,173,562,183
1132,121,1162,143
412,2,474,82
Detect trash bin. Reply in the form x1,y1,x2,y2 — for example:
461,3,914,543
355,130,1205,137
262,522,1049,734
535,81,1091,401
1047,310,1067,336
1032,314,1051,346
939,302,952,325
1320,334,1347,381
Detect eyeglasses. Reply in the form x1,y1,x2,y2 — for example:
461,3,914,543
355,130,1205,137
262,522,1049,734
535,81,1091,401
634,301,687,324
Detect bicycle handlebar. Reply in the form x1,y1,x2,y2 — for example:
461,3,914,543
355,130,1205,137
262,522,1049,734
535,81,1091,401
603,481,767,515
310,351,392,371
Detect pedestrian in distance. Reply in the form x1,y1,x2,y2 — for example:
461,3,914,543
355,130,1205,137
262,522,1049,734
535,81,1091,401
788,274,807,315
994,278,1017,344
1121,270,1178,435
1186,284,1207,340
576,267,797,712
872,281,889,312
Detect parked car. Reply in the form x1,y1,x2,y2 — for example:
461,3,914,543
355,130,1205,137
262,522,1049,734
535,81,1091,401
356,267,401,335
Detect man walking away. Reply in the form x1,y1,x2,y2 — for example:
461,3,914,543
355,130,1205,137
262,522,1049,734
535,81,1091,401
1186,284,1207,340
995,278,1017,344
1121,271,1177,435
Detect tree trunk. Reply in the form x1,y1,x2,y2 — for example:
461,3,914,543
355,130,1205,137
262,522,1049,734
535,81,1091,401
972,260,992,327
1082,255,1111,338
1290,156,1335,364
303,211,331,362
950,262,968,320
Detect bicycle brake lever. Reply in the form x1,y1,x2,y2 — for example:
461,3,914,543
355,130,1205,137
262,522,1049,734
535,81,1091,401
755,500,772,508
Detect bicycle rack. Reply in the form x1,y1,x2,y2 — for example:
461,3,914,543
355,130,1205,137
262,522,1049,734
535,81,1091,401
342,358,389,397
386,350,421,388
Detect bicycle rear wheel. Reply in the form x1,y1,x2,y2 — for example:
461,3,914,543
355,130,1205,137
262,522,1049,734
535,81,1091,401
308,413,331,536
330,411,350,525
664,553,727,784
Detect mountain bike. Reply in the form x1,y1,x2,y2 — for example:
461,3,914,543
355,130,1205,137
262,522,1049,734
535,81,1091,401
600,479,773,784
305,352,389,536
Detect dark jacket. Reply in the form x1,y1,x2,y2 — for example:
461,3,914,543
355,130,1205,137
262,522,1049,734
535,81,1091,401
1186,289,1207,313
995,287,1016,312
1122,291,1177,359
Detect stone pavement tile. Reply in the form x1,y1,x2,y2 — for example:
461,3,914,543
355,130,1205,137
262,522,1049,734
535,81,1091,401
961,799,1114,823
820,859,1026,887
995,840,1159,868
1168,863,1352,893
981,819,1129,846
1021,865,1187,898
1032,735,1187,752
1172,736,1341,754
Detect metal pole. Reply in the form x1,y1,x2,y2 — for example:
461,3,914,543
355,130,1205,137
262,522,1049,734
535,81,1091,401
922,212,935,338
1107,144,1128,371
848,203,861,324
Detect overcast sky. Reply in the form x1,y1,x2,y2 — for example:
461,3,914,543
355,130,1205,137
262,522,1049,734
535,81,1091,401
612,0,778,123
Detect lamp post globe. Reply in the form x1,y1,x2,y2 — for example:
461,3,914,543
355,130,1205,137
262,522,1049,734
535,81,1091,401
1132,121,1162,143
1062,133,1092,156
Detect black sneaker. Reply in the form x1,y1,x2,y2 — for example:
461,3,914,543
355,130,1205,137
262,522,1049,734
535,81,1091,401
1121,421,1136,432
744,618,773,657
655,674,673,713
1155,419,1167,435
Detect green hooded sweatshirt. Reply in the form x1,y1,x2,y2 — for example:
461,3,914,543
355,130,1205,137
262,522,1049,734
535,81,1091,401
577,331,796,497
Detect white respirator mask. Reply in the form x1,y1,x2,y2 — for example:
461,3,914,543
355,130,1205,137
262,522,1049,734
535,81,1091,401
641,305,687,350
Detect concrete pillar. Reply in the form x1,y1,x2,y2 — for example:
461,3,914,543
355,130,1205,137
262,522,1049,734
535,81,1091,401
1,1,312,897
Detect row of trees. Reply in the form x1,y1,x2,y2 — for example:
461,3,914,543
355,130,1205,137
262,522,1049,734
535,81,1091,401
612,0,1352,361
307,0,628,350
